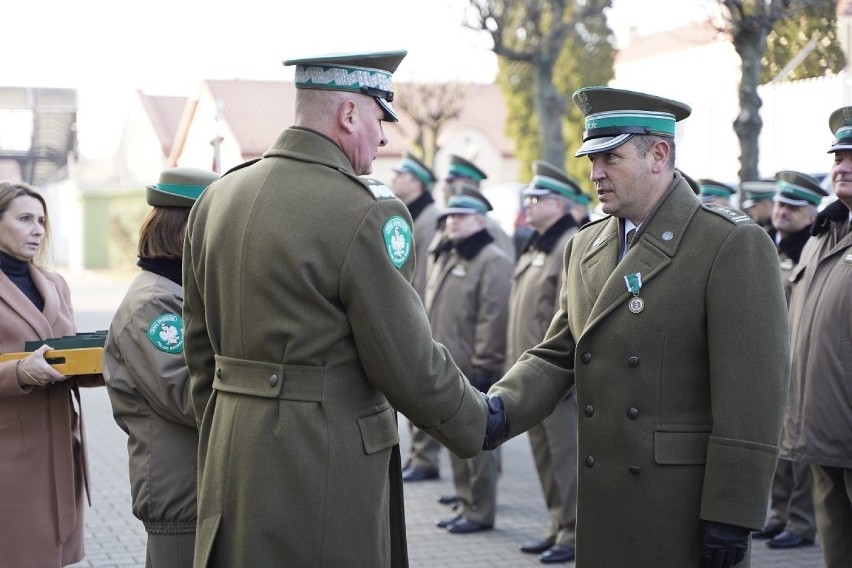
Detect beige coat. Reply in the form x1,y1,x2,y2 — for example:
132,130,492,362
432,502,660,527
0,266,93,567
491,179,790,567
183,127,488,568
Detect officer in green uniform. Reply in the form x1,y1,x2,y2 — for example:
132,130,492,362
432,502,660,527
740,180,776,230
481,87,790,568
183,50,488,568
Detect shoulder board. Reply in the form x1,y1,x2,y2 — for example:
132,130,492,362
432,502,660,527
577,214,610,232
701,203,754,225
222,158,261,177
338,170,397,200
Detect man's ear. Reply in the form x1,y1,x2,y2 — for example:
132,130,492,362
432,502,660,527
339,99,359,134
650,139,670,173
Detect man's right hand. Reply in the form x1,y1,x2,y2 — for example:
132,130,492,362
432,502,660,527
481,393,510,450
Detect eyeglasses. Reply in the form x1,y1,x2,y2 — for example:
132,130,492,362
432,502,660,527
523,195,556,206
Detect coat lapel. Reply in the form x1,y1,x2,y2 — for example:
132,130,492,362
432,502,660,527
583,181,700,333
0,269,54,341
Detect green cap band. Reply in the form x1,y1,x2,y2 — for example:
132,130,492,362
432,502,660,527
156,183,207,201
530,175,577,199
398,158,434,187
776,180,823,205
585,110,676,138
446,194,489,213
449,163,485,181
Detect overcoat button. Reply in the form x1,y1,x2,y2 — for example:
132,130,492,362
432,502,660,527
629,466,640,475
216,368,222,378
581,352,592,364
627,407,639,419
584,456,595,467
269,374,279,387
627,356,640,367
585,405,594,417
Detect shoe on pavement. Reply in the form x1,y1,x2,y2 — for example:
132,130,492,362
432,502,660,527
435,514,461,529
402,467,439,482
766,530,813,549
446,517,493,534
437,494,460,506
539,545,575,564
520,538,556,554
752,523,784,539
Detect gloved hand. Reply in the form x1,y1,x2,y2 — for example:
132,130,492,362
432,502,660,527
700,520,750,568
16,345,67,388
481,393,510,450
471,371,496,393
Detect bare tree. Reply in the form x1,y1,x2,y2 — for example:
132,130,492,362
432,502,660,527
395,83,468,167
463,0,613,167
716,0,836,182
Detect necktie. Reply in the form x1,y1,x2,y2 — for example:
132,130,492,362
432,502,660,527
626,228,637,250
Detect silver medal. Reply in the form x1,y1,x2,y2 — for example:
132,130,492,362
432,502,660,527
628,297,644,314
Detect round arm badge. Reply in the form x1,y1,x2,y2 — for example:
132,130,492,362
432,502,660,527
383,215,412,269
147,313,184,353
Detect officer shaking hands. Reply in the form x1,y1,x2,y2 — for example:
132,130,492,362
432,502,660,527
482,86,790,568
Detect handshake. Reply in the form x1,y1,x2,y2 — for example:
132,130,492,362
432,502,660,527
480,392,510,451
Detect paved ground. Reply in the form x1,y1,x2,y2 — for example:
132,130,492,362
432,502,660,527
62,269,826,567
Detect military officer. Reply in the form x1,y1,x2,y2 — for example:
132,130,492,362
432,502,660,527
182,50,489,568
482,87,790,568
781,105,852,568
510,161,581,564
740,180,776,230
698,178,737,207
426,184,512,534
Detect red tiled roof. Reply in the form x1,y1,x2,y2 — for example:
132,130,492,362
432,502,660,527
137,91,188,157
616,20,727,64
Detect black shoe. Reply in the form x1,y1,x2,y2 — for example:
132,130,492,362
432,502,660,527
437,494,461,506
766,530,813,549
752,523,784,539
446,517,493,534
520,538,556,554
402,467,439,482
435,514,461,529
539,545,575,564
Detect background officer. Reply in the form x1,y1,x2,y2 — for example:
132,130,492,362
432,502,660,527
482,86,789,568
698,178,737,207
510,161,581,564
426,184,512,534
182,50,488,568
740,180,776,230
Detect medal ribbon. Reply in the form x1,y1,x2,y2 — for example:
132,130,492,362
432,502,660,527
624,272,642,296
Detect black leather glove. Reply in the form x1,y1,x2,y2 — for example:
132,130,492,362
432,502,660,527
700,520,749,568
471,371,496,393
481,393,510,450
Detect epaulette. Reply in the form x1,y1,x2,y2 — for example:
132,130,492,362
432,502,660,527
701,203,753,225
222,158,261,177
577,214,610,232
339,170,396,200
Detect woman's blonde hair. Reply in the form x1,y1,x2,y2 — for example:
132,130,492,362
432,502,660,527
0,181,51,266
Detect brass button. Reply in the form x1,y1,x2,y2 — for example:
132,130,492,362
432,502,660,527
585,405,594,417
627,407,639,419
215,368,222,378
627,356,640,367
268,374,279,387
584,455,595,467
581,352,592,364
629,466,640,475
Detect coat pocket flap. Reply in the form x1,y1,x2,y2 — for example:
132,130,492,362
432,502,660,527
357,403,400,455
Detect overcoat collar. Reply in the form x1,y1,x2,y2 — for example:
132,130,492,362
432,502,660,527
521,214,578,255
0,264,60,341
406,191,435,221
579,176,699,333
264,127,356,175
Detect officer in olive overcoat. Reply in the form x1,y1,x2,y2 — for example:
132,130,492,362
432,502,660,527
183,51,488,568
483,87,790,568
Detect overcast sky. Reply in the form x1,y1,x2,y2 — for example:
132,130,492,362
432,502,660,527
7,0,714,157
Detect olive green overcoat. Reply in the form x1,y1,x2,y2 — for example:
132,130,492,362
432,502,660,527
183,127,488,568
491,177,790,567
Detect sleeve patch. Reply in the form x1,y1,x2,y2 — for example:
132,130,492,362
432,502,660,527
147,313,185,353
383,216,413,269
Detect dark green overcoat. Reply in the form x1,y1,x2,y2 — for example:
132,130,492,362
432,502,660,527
183,127,488,568
491,177,790,567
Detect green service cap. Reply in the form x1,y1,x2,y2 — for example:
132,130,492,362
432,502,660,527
698,179,736,202
445,154,487,184
522,160,586,204
440,181,493,217
393,152,436,188
774,171,828,207
283,50,406,122
828,105,852,153
146,167,220,208
572,86,691,157
739,180,776,209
